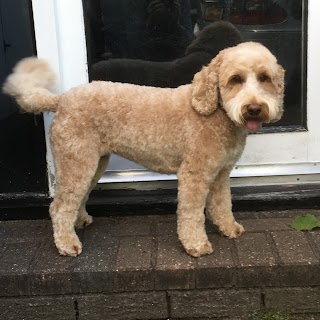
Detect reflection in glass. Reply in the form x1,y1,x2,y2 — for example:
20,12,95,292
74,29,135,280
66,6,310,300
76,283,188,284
83,0,305,129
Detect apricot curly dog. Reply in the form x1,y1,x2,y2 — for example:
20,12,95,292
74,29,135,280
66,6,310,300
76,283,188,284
3,42,285,257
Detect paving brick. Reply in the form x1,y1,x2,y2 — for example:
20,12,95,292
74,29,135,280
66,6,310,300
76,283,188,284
155,219,177,236
290,315,320,320
236,233,276,266
0,242,40,296
237,314,320,320
116,236,153,269
0,222,14,249
0,220,48,241
155,235,195,290
78,292,168,320
8,220,49,242
73,229,118,294
114,236,153,292
169,289,261,318
82,217,116,239
271,231,320,286
29,240,77,295
108,216,152,237
235,232,280,287
196,234,235,288
29,222,118,295
167,318,241,320
0,296,75,320
309,230,320,259
279,264,320,287
272,231,318,264
76,228,117,272
236,209,320,220
2,212,320,320
241,218,292,232
264,288,320,313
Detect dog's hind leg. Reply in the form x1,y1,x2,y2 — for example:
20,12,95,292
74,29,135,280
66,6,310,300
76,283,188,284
176,165,214,257
75,155,110,229
205,168,244,238
49,142,101,257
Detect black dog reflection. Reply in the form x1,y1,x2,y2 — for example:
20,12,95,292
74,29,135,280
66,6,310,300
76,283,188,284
91,21,242,88
146,0,181,33
144,0,192,61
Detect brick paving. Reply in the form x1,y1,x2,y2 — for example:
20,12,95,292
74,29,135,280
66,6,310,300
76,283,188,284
0,210,320,319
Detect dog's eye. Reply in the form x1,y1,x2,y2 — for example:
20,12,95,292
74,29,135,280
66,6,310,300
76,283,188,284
258,74,270,82
230,75,243,84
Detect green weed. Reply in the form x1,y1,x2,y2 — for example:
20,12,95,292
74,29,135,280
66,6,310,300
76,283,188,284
249,310,290,320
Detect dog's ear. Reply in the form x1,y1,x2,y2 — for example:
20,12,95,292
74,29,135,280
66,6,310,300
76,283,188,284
273,64,285,95
191,54,222,116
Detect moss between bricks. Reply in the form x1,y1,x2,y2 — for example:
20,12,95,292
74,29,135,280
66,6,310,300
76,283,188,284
249,310,290,320
248,310,320,320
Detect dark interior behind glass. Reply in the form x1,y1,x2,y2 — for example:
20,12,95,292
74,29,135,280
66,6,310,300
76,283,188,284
83,0,306,130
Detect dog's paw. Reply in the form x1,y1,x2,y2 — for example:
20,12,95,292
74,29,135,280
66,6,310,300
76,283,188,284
219,221,245,238
185,240,213,257
75,213,93,229
55,235,83,257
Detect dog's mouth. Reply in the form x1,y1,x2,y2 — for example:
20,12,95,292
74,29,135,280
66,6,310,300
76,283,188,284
241,103,269,132
244,118,263,132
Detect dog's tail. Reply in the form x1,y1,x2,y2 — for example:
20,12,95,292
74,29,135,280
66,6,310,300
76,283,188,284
3,57,59,113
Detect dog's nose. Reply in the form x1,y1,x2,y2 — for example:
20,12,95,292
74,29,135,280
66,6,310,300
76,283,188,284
247,104,261,116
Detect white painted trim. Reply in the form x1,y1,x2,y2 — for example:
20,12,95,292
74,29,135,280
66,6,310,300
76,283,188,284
31,0,60,81
31,0,60,195
32,0,88,89
306,0,320,161
32,0,88,195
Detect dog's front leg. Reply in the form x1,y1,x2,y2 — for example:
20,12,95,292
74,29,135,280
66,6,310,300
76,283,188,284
177,168,213,257
206,168,244,238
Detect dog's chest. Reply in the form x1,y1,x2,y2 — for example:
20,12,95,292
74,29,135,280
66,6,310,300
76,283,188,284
226,142,245,167
222,129,247,168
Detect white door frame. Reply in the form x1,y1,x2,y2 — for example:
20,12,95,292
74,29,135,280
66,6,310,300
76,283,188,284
31,0,320,195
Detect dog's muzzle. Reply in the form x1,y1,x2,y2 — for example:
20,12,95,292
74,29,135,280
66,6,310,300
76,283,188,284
241,103,270,131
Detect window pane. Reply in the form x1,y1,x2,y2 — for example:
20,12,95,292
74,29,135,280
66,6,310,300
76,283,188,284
83,0,306,129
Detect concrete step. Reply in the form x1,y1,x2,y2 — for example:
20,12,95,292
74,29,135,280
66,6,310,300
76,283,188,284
0,209,320,320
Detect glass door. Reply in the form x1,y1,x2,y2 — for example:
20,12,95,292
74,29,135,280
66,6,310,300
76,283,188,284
31,0,320,194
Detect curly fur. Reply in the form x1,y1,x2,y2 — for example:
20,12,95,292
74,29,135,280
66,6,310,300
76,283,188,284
91,21,242,87
3,42,284,257
3,57,58,113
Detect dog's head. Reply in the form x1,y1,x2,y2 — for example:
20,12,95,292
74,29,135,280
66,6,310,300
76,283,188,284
185,21,242,56
191,42,285,132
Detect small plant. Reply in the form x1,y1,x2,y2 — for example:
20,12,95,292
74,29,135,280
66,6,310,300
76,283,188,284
290,213,320,231
249,310,290,320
